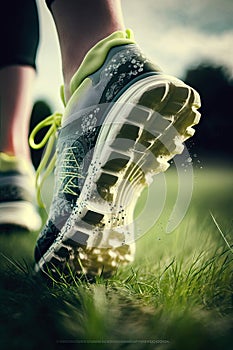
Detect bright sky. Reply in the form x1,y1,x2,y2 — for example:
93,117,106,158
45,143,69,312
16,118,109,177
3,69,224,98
33,0,233,111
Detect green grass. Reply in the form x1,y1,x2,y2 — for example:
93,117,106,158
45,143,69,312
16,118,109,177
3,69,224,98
0,164,232,350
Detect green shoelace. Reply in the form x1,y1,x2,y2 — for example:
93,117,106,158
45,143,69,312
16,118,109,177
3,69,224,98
29,112,62,208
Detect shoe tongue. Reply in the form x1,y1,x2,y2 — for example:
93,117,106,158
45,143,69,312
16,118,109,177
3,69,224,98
0,152,34,175
69,29,136,98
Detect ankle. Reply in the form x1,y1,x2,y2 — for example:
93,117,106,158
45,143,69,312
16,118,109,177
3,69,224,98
0,141,31,163
63,29,135,102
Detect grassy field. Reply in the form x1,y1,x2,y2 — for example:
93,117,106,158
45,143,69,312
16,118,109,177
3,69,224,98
0,163,232,350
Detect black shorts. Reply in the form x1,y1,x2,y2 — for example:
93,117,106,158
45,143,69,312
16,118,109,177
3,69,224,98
0,0,40,70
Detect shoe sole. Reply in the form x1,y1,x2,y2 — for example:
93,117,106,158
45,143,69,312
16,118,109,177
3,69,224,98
0,201,42,231
35,74,201,278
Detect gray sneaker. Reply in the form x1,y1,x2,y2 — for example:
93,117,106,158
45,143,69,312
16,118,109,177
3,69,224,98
0,153,42,231
32,30,201,278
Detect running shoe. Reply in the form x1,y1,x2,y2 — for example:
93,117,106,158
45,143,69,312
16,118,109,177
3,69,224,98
32,29,201,278
0,152,42,231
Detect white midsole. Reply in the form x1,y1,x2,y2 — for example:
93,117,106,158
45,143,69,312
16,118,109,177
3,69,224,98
0,201,42,231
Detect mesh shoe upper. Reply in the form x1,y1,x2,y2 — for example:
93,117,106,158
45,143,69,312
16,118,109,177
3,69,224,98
34,41,161,262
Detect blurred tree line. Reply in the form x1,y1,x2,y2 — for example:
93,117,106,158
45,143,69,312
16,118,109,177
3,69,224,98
29,100,51,169
184,62,233,160
29,62,233,169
